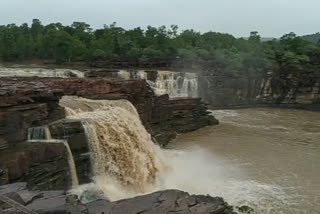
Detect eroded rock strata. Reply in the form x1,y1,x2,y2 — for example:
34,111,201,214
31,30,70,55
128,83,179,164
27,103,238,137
0,77,215,187
0,143,70,190
82,68,320,110
198,71,320,110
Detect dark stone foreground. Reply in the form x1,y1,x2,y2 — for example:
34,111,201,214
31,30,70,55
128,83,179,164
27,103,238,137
0,183,236,214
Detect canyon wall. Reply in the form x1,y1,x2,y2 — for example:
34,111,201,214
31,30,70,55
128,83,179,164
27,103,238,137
0,77,215,187
85,68,320,110
198,71,320,110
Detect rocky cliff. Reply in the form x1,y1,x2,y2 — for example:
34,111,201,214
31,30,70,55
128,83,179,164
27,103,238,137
151,95,218,146
199,71,320,110
0,77,215,145
84,68,320,110
0,143,70,190
0,77,215,187
0,79,65,147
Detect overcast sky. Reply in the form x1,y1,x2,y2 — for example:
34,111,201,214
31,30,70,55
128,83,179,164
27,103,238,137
1,0,319,37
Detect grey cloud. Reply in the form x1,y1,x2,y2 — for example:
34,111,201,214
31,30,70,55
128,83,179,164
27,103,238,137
0,0,319,37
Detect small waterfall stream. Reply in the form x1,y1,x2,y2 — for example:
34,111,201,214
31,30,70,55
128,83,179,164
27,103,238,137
61,140,79,189
28,126,52,141
27,126,79,188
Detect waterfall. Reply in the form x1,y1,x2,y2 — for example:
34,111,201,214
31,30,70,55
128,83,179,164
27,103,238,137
60,96,165,199
27,125,79,189
116,70,199,98
118,70,148,80
0,68,84,78
61,140,79,188
153,71,198,98
28,126,52,141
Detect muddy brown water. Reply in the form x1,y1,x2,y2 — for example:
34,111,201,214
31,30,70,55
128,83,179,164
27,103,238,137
168,108,320,214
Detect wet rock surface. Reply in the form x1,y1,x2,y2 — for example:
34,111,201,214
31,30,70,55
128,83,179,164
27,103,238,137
85,190,236,214
151,96,218,146
199,72,320,110
48,119,91,184
0,77,215,148
0,143,70,190
0,184,237,214
0,77,215,188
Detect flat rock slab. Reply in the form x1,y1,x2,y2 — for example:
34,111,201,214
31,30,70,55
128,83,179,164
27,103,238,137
86,190,236,214
1,186,236,214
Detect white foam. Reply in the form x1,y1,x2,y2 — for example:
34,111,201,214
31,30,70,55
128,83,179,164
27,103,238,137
0,67,84,78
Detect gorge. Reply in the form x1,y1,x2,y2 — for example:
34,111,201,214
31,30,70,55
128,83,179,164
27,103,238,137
0,67,226,213
0,65,319,214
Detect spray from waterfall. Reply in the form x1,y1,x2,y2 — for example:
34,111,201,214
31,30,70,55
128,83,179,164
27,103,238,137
60,96,165,199
59,96,292,213
27,126,79,188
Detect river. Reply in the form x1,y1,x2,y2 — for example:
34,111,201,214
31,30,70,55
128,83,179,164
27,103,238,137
167,108,320,214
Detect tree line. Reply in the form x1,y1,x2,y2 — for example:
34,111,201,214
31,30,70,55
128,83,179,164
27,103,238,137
1,19,320,75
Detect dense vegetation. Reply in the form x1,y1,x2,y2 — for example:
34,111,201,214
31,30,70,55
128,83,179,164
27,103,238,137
1,19,320,75
301,33,320,44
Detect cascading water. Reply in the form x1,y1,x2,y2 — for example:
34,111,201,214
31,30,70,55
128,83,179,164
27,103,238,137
60,95,295,214
116,70,199,98
118,70,148,80
0,67,84,78
28,126,52,141
60,140,80,189
60,96,165,200
27,125,79,188
153,71,199,98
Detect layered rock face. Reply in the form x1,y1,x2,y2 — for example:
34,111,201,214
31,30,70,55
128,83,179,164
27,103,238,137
0,77,149,148
0,143,70,190
199,72,320,110
198,74,263,109
0,77,214,146
85,68,320,110
0,77,215,187
0,79,65,147
151,95,218,146
258,72,320,109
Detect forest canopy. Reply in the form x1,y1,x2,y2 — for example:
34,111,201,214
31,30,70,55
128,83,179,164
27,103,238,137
0,19,320,75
